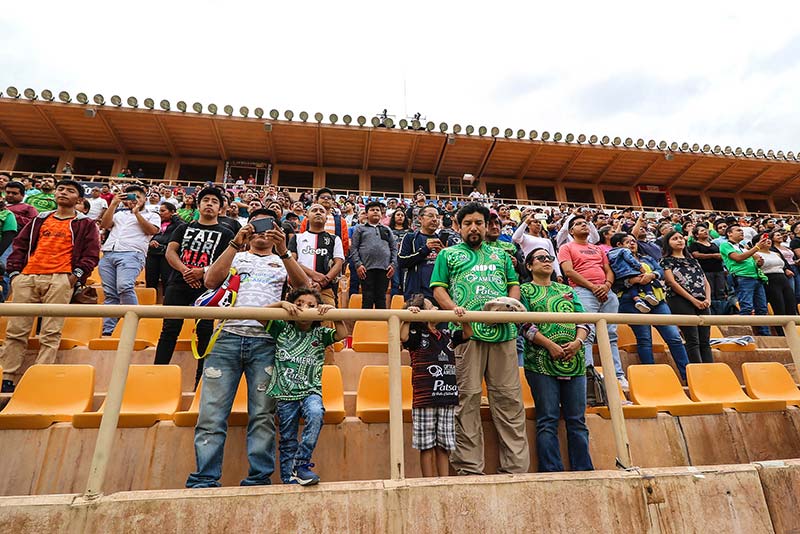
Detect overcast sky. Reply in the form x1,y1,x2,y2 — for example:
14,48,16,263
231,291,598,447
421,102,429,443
3,1,800,152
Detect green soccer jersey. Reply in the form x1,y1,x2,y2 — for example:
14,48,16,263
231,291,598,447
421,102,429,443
25,192,57,213
430,241,519,343
486,239,517,256
265,320,336,401
519,282,586,377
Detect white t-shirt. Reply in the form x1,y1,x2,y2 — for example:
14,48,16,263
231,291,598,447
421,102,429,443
87,197,108,219
161,197,180,208
143,202,161,213
101,210,161,255
222,252,288,337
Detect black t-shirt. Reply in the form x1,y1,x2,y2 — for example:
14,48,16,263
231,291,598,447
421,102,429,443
790,238,800,256
402,326,461,408
688,240,724,272
218,215,242,235
169,222,234,286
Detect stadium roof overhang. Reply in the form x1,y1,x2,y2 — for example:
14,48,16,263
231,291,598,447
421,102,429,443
1,96,799,196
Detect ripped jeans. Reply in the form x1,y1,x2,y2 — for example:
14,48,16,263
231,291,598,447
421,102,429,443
186,331,277,488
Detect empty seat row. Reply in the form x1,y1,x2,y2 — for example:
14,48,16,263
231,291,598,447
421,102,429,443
347,294,405,310
0,364,346,429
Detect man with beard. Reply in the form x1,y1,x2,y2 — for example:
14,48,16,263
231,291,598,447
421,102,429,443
25,175,58,213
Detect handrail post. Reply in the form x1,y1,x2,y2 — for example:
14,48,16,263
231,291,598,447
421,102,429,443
595,319,632,469
387,315,405,480
783,321,800,378
83,311,139,499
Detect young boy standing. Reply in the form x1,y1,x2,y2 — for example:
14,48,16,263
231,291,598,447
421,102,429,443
350,201,397,309
266,287,349,486
400,294,470,477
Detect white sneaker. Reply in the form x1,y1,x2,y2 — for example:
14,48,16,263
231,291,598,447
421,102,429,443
617,376,629,390
643,294,660,306
634,300,651,313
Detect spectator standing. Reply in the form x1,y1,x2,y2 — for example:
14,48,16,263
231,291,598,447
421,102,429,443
1,181,36,299
144,191,162,213
145,202,183,292
186,209,306,488
177,195,197,223
99,184,115,206
299,188,349,256
512,212,562,280
86,187,108,220
660,231,713,363
399,205,444,306
406,192,428,230
289,203,344,309
0,180,100,392
519,248,593,472
558,216,628,387
61,162,73,175
431,202,530,476
757,232,797,333
351,201,396,309
388,209,410,297
688,224,729,314
719,226,771,336
24,175,57,213
154,188,234,384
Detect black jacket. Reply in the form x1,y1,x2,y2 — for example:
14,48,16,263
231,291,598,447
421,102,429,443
148,215,183,256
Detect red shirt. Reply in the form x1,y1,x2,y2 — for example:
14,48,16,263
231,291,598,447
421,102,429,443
557,241,608,287
100,192,115,205
7,202,38,230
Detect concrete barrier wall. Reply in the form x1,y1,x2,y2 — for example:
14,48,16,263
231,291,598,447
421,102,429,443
0,464,788,533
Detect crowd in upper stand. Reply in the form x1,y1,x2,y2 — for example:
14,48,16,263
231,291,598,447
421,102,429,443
0,170,797,485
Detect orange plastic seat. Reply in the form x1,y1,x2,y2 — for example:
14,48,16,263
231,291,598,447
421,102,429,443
587,367,658,419
352,321,388,352
390,295,404,309
173,375,249,427
628,364,723,415
28,317,103,350
348,294,363,309
72,365,181,428
87,318,164,351
0,316,7,344
355,365,412,423
687,363,785,412
135,287,157,305
86,266,101,285
0,365,95,429
616,324,666,354
742,362,800,406
709,326,757,352
322,365,346,424
482,367,535,420
135,269,147,286
174,319,198,352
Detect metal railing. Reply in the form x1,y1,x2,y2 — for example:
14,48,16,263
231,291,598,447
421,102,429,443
1,303,799,500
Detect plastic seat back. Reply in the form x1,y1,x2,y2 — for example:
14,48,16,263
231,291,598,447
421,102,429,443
174,374,248,427
322,365,346,424
390,295,404,309
87,318,163,351
352,321,388,352
687,363,750,403
0,365,94,428
616,324,665,353
175,319,198,351
742,362,800,405
355,365,412,423
0,316,7,342
629,364,691,405
135,287,157,305
348,294,363,309
58,317,104,348
709,326,757,351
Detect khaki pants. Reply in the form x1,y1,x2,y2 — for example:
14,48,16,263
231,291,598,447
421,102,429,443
0,273,73,382
451,339,530,475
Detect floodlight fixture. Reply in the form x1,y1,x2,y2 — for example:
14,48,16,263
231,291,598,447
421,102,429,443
330,113,339,124
159,100,170,111
756,148,764,157
658,140,667,150
343,114,352,125
636,138,644,148
566,133,575,143
426,121,435,131
127,96,138,107
6,86,19,98
223,105,234,116
76,92,89,104
384,117,393,128
240,106,249,117
453,124,462,134
255,107,265,118
466,125,474,135
59,91,71,103
177,101,187,112
589,135,598,144
284,110,294,121
518,129,526,139
624,137,633,147
192,102,203,113
502,128,511,138
578,134,587,143
724,146,732,155
399,119,408,128
41,89,54,101
734,147,743,156
713,145,722,154
478,126,487,136
553,132,562,141
601,135,610,145
208,103,218,114
372,117,381,127
24,88,37,100
263,122,272,132
787,151,795,160
93,94,105,105
412,119,421,130
298,110,308,121
269,109,279,120
647,139,656,149
357,115,366,126
440,122,448,133
670,142,679,151
746,147,754,156
612,137,621,146
541,131,551,141
702,144,711,153
767,149,775,158
490,126,499,137
530,130,538,140
314,112,323,122
777,150,785,159
143,98,155,109
110,95,122,106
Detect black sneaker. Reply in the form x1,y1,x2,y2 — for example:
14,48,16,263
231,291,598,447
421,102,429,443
1,380,15,393
290,463,320,486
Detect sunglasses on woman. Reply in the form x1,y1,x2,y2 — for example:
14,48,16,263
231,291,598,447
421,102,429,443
531,254,555,263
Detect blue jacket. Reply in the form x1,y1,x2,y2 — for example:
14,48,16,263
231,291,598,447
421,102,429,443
398,230,442,302
607,247,642,279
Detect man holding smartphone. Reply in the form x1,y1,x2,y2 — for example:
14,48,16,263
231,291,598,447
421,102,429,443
399,204,445,306
99,184,160,335
154,187,234,385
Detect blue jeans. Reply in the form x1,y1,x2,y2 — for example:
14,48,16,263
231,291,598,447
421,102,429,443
390,265,403,296
276,394,325,483
525,370,593,472
574,287,624,379
617,297,690,380
186,331,277,488
0,246,11,301
790,265,800,306
734,276,770,336
99,251,145,333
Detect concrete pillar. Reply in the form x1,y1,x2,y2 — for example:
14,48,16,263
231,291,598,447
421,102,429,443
56,152,75,174
313,167,325,190
0,150,18,172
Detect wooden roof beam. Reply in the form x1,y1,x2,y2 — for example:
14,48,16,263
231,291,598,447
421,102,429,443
593,153,625,184
32,105,72,150
362,130,372,170
516,145,542,180
94,110,127,154
154,115,177,157
316,126,323,167
773,169,800,192
476,139,497,180
556,149,584,182
432,136,449,176
665,157,703,189
734,164,775,193
701,161,739,192
405,135,420,172
631,156,663,187
209,119,228,160
0,121,18,148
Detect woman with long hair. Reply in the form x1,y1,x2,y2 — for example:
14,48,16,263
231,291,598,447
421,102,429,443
660,230,713,363
177,194,197,223
756,231,797,333
688,224,728,314
389,209,411,297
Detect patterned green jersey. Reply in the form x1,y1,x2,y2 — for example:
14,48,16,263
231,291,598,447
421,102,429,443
25,193,57,213
486,239,516,256
265,320,336,401
519,282,586,377
430,241,519,343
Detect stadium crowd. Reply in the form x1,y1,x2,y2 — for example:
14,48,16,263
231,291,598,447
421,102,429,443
0,170,798,485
